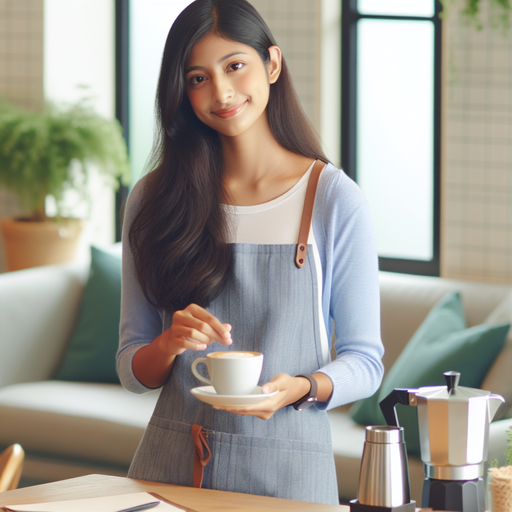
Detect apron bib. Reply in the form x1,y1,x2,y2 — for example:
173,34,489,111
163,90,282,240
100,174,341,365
128,161,339,505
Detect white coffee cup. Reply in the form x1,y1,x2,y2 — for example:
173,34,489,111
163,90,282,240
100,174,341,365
191,351,263,396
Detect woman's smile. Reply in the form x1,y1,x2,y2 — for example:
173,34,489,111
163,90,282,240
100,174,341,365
211,100,248,119
185,34,277,138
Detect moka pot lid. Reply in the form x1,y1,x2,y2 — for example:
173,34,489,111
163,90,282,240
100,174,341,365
414,371,491,402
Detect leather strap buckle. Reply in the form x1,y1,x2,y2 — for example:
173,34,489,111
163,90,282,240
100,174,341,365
295,159,327,268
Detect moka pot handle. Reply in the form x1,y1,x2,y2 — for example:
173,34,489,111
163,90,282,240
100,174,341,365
379,388,417,427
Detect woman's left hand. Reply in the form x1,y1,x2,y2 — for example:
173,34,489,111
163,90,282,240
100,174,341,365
213,374,311,420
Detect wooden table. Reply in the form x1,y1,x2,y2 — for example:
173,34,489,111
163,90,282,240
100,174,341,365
0,474,462,511
0,474,348,511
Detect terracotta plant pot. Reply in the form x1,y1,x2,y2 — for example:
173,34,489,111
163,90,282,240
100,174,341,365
0,216,83,271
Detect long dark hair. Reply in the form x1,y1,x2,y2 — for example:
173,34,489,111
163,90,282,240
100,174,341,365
129,0,328,312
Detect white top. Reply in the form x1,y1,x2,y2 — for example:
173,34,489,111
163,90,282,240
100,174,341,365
222,163,313,244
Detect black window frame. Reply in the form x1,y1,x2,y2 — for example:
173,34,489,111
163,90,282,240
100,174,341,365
115,0,130,242
341,0,442,276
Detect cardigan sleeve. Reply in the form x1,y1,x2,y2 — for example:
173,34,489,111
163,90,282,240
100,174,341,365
116,177,165,394
313,167,384,410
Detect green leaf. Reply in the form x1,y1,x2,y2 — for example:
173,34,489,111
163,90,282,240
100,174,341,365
0,99,130,220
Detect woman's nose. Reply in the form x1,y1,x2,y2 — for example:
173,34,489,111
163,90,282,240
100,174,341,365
212,75,234,103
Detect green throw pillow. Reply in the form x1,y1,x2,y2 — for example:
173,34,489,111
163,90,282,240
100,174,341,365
350,291,510,457
54,245,122,383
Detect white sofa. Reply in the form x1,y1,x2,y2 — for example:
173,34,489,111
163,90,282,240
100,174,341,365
0,259,160,486
1,259,512,503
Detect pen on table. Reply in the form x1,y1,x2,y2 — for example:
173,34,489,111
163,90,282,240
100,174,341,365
116,500,160,512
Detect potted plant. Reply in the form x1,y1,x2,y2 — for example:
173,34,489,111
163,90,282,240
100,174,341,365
0,99,130,271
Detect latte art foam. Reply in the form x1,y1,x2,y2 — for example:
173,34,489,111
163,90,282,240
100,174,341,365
210,351,258,359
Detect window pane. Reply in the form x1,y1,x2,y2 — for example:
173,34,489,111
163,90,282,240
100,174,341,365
130,0,192,184
357,19,434,261
358,0,434,17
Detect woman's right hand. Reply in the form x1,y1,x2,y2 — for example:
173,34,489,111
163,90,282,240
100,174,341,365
159,304,232,355
132,304,231,389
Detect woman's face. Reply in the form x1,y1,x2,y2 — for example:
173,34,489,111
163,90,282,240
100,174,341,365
185,33,281,138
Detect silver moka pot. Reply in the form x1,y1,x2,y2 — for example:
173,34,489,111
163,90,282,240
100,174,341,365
379,371,505,512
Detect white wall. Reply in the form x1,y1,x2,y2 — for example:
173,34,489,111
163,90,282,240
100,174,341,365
44,0,116,252
44,0,114,118
320,0,341,167
0,0,44,272
441,4,512,284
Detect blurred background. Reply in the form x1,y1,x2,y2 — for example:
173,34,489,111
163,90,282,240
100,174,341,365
0,0,510,286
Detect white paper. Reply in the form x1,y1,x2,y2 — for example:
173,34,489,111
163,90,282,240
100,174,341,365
4,492,184,512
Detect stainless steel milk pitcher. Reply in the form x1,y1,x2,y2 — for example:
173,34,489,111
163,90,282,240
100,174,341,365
357,425,411,507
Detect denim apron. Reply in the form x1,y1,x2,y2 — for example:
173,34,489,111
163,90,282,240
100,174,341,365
128,162,339,505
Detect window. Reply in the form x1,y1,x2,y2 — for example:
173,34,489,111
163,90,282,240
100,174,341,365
115,0,192,240
341,0,442,275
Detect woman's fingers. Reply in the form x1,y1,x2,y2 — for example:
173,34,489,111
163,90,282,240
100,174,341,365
213,374,313,420
261,378,281,395
213,374,290,419
172,322,217,346
186,304,232,343
219,323,233,344
171,333,208,351
260,373,289,394
213,393,282,420
164,304,232,354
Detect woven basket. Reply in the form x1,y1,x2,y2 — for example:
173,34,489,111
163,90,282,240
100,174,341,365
489,466,512,512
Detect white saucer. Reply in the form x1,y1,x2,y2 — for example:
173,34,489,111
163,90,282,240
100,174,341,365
190,386,279,407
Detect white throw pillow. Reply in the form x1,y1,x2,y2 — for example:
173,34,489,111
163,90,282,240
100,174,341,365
482,290,512,418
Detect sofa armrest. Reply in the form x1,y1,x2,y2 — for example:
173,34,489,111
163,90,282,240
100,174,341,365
0,261,88,388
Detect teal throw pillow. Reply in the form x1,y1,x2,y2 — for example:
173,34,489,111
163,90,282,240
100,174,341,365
54,245,122,383
350,292,510,457
350,291,466,426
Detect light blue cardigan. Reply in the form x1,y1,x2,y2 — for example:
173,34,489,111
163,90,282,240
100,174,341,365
117,163,384,410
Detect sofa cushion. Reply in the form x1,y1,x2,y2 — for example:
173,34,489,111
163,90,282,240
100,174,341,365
378,272,510,373
483,290,512,418
351,292,510,457
54,245,122,383
0,381,158,466
351,291,465,426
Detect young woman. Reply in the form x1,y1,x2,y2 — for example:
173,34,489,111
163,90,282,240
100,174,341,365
117,0,383,505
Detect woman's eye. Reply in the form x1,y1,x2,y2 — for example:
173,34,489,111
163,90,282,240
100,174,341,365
189,75,206,86
228,62,244,72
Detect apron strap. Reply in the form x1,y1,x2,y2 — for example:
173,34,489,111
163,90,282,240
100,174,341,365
191,424,211,488
295,159,327,268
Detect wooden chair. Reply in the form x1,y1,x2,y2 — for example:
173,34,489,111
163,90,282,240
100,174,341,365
0,444,25,492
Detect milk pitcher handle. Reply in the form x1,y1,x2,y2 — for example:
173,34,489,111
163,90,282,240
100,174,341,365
379,389,414,427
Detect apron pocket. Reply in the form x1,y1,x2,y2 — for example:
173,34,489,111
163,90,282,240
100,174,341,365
128,417,197,487
207,430,339,505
